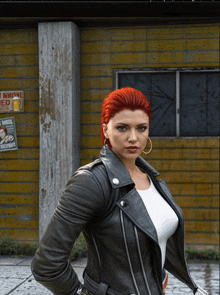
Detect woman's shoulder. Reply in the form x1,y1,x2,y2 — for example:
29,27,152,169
67,158,110,198
77,158,107,179
78,158,103,172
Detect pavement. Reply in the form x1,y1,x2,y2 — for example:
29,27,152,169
0,256,219,295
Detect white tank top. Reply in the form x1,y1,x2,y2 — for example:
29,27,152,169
137,176,178,268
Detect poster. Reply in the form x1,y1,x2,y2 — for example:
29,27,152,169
0,90,24,113
0,117,18,152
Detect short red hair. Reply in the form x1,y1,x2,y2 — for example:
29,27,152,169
101,87,151,147
0,126,7,133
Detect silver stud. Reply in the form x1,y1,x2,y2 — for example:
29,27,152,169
112,178,119,185
120,201,125,207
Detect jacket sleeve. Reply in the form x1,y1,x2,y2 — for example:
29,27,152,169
31,169,105,295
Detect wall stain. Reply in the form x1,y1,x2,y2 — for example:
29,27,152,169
39,73,56,126
41,188,46,199
42,121,51,133
19,215,32,221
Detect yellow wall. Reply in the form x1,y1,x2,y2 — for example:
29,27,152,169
0,23,219,248
80,23,219,248
0,29,39,244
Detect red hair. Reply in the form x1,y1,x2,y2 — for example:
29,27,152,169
101,87,151,147
0,126,7,133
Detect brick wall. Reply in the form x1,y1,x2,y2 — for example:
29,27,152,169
80,23,219,248
0,23,219,248
0,29,39,244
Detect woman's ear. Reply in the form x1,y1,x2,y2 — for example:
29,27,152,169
102,123,108,138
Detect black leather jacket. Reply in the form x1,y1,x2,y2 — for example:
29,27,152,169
31,145,199,295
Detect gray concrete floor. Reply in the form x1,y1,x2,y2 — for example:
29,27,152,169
0,256,218,295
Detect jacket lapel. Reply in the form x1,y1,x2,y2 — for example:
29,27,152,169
117,187,159,244
99,145,184,244
99,145,134,189
99,145,159,189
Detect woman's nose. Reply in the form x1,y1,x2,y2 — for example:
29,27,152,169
128,130,137,142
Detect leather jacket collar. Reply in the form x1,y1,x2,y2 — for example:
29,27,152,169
99,144,159,189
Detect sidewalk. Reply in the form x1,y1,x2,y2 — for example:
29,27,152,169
0,256,219,295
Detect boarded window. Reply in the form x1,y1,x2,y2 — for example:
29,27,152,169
180,72,219,137
116,70,219,137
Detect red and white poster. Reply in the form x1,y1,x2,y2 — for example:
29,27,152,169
0,90,24,112
0,117,18,152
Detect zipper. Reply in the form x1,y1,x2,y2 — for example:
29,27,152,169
134,226,152,295
91,233,101,269
120,209,141,295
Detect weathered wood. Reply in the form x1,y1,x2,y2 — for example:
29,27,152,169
0,159,38,170
0,78,39,90
0,147,39,159
169,183,219,196
0,228,38,242
185,233,217,245
38,22,80,240
0,194,38,205
182,208,219,220
1,216,38,228
185,221,219,233
159,172,219,183
16,124,39,136
174,196,219,208
0,171,39,182
0,183,38,193
16,137,39,148
0,113,39,124
0,205,38,216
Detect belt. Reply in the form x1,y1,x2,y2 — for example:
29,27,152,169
84,272,123,295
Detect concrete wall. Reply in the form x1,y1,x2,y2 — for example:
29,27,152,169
38,22,81,239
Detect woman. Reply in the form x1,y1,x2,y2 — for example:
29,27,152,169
0,126,15,144
32,87,208,295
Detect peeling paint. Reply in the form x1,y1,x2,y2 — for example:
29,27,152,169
42,121,51,133
39,74,56,125
38,22,81,239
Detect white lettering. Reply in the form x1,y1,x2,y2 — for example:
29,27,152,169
2,119,13,125
9,143,15,148
1,144,9,149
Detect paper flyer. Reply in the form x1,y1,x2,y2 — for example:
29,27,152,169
0,117,18,152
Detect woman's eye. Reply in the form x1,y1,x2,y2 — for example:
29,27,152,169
138,126,147,132
117,126,126,131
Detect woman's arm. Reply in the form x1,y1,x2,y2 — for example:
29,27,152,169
31,169,105,295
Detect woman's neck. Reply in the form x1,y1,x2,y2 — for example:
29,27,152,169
122,159,139,177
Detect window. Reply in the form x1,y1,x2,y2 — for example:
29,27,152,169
115,69,219,137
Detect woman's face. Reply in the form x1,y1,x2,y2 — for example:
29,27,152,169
0,129,6,139
103,109,150,164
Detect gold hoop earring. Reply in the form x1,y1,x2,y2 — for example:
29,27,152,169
142,137,152,155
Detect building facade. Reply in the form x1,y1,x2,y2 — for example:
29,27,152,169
0,12,219,249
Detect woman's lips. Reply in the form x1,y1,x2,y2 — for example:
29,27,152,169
127,146,139,153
